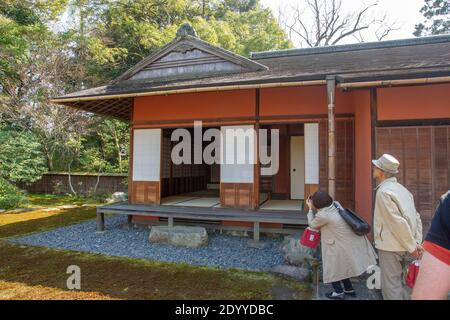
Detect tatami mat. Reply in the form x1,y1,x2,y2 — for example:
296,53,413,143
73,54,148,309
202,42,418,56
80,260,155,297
163,192,271,209
172,197,220,207
161,196,197,205
185,190,220,197
259,200,303,211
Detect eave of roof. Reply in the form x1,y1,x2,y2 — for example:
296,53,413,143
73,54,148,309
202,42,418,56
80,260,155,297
250,34,450,59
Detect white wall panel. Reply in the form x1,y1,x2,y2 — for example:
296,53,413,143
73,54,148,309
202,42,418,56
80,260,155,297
304,123,319,184
220,125,255,183
133,129,161,181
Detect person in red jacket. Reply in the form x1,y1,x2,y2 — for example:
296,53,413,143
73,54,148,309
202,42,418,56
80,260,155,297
412,191,450,300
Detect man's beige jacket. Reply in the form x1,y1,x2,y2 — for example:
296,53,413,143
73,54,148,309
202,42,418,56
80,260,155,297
374,177,423,253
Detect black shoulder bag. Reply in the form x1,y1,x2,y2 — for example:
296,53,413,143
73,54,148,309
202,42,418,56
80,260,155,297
333,202,371,236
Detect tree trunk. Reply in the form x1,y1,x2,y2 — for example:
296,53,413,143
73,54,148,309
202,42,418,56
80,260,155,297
47,155,54,172
43,145,54,171
93,165,103,194
67,161,77,196
112,126,123,171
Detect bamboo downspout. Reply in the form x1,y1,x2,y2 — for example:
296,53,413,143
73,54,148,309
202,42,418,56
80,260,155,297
326,76,336,199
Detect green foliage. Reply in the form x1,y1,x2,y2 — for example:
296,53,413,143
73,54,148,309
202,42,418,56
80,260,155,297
224,8,292,56
26,193,102,207
215,0,259,15
75,119,129,173
0,177,26,209
0,15,31,84
0,0,68,84
65,0,292,81
0,0,68,25
1,0,291,177
414,0,450,36
0,126,48,183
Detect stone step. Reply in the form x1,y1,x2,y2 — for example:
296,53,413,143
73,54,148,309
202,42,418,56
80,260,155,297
149,225,208,248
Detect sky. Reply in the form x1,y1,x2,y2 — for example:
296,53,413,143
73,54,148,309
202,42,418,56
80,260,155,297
260,0,426,47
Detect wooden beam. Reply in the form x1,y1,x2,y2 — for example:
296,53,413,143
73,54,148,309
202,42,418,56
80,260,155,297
326,76,336,199
132,113,355,127
254,89,261,210
377,118,450,127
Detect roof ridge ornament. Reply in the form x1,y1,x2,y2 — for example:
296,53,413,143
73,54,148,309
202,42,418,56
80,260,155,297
176,23,198,38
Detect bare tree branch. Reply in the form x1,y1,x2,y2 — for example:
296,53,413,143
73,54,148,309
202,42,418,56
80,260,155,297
278,0,398,47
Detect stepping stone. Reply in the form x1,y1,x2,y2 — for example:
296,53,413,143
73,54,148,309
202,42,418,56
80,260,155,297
149,226,170,243
270,265,311,282
42,208,61,212
149,226,208,248
107,192,128,203
59,205,79,209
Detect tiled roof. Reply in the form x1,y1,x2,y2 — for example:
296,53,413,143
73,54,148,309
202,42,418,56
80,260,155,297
52,34,450,120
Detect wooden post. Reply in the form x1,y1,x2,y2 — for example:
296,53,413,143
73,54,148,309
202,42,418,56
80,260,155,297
127,214,133,228
326,76,336,199
253,221,260,242
96,211,105,231
128,105,134,203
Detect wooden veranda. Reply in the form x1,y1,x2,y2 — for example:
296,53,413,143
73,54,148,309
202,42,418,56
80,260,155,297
97,203,308,242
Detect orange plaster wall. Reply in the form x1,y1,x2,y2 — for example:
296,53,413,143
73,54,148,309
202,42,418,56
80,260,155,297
133,89,256,122
259,86,355,117
377,83,450,121
352,89,373,226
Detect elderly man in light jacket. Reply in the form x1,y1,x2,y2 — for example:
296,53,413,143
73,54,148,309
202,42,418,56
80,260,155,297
372,154,423,300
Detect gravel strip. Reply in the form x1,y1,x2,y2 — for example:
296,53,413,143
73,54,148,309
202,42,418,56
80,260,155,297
9,216,285,272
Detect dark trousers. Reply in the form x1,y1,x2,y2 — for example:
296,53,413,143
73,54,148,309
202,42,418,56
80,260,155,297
331,278,354,293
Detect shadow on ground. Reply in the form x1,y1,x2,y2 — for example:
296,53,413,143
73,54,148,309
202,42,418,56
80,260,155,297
0,207,97,239
0,242,312,300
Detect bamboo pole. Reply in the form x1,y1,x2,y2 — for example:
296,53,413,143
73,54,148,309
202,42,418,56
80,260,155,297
50,80,327,103
326,76,336,199
338,76,450,89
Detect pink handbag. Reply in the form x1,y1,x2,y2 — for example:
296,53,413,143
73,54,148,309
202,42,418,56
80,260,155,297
405,260,420,289
300,227,321,249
